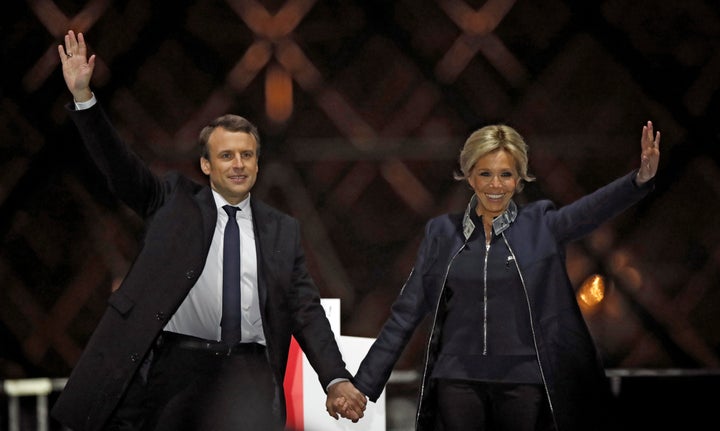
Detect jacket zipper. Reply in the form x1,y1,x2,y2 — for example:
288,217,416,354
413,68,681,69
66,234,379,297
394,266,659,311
501,234,558,430
482,241,490,355
416,239,467,427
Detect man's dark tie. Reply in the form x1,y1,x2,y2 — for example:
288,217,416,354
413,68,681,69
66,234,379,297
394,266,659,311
221,205,242,345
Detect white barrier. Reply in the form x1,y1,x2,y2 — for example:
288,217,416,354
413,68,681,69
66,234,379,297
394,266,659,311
284,298,386,431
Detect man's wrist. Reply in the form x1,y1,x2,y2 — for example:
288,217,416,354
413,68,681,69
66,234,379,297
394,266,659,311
72,88,94,103
74,92,97,110
326,378,349,392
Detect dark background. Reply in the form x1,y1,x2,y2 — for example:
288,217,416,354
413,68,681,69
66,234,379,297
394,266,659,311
2,0,719,429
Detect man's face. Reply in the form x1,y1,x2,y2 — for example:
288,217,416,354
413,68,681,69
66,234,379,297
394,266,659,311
200,128,259,205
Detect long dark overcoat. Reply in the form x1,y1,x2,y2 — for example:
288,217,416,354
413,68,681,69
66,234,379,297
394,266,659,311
51,104,351,431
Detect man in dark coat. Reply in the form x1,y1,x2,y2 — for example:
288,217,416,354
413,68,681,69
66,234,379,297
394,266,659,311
51,30,366,431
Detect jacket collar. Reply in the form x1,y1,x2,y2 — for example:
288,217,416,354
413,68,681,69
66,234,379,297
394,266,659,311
462,195,518,240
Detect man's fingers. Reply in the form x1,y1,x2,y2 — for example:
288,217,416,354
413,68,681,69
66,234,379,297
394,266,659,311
67,30,78,49
343,409,360,421
77,32,88,56
326,404,339,420
348,395,367,411
344,404,365,419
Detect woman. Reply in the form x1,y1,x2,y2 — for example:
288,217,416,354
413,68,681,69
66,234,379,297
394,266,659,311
351,122,660,430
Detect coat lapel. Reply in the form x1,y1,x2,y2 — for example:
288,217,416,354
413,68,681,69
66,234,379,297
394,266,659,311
249,198,277,315
194,186,218,247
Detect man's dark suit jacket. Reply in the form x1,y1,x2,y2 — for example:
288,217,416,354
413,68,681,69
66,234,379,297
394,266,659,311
51,104,351,431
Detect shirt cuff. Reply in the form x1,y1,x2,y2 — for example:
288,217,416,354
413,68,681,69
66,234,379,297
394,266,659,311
326,377,349,392
74,93,97,110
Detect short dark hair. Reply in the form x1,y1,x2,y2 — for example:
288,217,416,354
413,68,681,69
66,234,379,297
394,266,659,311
198,114,261,159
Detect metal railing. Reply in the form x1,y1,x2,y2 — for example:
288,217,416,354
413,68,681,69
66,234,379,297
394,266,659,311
4,369,720,430
604,367,720,396
1,378,67,431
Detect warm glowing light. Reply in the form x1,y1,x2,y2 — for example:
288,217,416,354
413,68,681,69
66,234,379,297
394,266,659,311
578,274,606,307
265,63,293,123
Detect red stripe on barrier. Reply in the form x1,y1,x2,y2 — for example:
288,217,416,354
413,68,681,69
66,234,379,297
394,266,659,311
284,336,304,431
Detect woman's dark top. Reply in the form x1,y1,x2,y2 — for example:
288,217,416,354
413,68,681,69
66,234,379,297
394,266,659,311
431,210,542,384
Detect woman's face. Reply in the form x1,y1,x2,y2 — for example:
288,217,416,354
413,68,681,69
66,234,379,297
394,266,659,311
468,149,518,220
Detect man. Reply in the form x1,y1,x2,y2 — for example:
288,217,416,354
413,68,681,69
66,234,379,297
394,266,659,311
51,30,366,431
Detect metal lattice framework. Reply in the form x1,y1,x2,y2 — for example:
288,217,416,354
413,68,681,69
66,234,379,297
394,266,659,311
2,0,720,382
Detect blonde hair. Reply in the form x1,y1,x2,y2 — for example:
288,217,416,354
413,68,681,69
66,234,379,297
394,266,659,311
454,124,535,191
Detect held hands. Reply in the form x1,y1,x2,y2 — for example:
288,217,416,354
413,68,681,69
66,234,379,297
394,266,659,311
57,30,95,103
636,120,661,185
326,381,367,423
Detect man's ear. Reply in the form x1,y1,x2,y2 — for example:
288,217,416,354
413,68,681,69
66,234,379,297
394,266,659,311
200,157,211,175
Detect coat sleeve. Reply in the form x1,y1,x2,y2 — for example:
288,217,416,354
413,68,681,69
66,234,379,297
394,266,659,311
353,221,437,401
67,102,165,217
545,170,654,243
285,218,353,390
